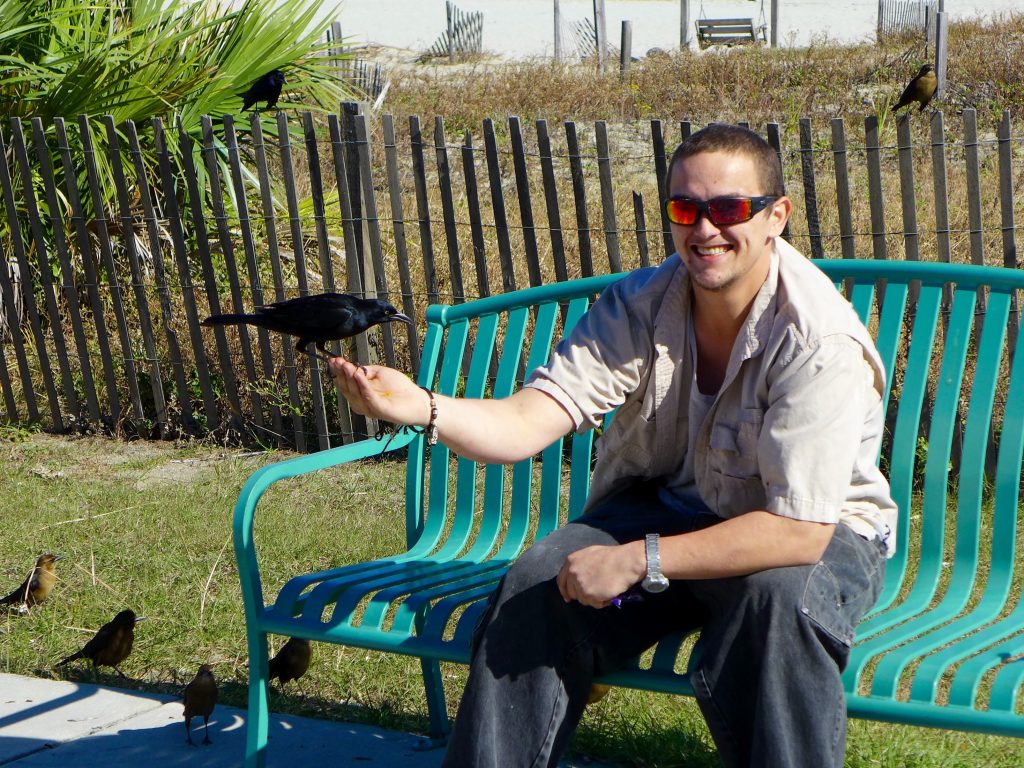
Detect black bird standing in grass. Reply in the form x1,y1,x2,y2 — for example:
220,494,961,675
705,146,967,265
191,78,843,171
183,664,218,746
202,292,412,363
268,637,312,692
1,553,62,610
894,64,937,113
240,69,285,112
57,609,145,677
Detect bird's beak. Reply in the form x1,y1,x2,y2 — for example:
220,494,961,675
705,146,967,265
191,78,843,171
52,555,64,562
390,313,413,326
134,616,147,623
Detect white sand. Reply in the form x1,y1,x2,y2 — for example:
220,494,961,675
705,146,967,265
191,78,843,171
337,0,1021,59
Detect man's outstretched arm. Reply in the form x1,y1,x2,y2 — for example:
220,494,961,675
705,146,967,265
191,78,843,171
329,357,575,464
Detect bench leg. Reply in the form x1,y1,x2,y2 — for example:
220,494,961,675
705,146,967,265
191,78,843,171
245,629,271,768
420,657,451,744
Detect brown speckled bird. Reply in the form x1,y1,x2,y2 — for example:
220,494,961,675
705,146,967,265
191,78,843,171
894,64,937,112
268,637,312,691
1,554,62,609
183,664,218,746
57,609,145,677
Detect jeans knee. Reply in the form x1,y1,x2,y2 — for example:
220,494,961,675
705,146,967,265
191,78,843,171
502,536,567,593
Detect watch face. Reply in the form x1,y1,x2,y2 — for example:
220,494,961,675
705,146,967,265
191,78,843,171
642,575,670,593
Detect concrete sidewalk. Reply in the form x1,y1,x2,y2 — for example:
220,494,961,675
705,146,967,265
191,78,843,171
0,672,445,767
0,673,608,767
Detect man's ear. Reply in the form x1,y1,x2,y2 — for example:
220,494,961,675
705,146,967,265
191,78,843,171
767,196,792,237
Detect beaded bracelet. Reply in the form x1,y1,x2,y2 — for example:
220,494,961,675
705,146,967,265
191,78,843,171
419,386,439,445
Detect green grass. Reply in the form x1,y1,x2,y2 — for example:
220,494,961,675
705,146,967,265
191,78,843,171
1,432,1021,766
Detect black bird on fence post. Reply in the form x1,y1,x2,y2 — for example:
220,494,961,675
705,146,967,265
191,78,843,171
201,292,412,363
894,64,937,113
240,69,286,112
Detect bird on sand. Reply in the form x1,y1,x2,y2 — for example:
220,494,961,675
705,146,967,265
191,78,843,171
202,292,412,363
1,553,62,610
240,69,286,112
268,637,312,691
894,64,937,113
183,664,218,746
57,609,145,677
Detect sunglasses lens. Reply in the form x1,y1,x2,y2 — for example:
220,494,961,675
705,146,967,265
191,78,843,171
666,199,698,225
707,198,753,225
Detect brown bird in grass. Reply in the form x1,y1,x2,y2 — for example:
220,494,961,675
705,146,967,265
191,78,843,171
57,609,145,677
1,554,62,609
183,664,218,746
268,637,312,690
894,64,937,113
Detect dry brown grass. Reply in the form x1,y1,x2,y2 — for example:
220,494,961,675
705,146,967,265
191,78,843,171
381,14,1024,131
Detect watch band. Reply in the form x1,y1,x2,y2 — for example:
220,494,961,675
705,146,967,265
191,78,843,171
642,533,669,593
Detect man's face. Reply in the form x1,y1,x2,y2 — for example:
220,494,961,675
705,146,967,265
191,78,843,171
668,150,791,300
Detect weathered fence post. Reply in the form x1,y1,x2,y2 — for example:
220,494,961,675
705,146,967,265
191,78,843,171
680,0,691,50
554,0,562,62
620,21,632,76
935,10,948,98
593,0,607,73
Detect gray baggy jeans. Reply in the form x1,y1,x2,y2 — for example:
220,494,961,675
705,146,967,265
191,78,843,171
440,483,887,768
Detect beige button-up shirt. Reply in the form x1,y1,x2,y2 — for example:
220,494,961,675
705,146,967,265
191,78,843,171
526,239,898,556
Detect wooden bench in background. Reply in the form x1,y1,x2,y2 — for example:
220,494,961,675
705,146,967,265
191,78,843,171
235,258,1024,766
696,17,764,48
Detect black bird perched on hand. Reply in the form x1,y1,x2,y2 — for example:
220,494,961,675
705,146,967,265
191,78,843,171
1,553,61,610
268,637,312,691
57,609,145,677
202,292,412,362
894,64,937,113
183,664,218,746
240,69,285,112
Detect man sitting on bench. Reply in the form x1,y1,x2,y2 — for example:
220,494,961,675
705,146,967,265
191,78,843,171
330,123,897,768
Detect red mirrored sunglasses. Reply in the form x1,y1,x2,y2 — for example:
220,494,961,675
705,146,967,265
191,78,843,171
665,196,779,227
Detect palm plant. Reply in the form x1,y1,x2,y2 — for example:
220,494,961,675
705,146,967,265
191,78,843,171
0,0,356,285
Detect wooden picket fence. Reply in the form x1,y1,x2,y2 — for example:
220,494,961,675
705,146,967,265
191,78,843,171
877,0,938,39
0,107,1020,453
424,1,484,60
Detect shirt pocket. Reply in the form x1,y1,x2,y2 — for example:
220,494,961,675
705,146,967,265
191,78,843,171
708,407,763,479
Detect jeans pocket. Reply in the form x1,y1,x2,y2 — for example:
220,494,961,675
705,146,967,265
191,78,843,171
800,527,885,654
801,561,856,647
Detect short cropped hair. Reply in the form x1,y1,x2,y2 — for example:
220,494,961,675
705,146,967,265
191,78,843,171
665,123,785,198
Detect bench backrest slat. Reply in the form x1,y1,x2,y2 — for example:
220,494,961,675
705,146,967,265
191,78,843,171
460,313,502,560
521,301,564,538
565,295,599,519
874,282,909,427
484,306,531,558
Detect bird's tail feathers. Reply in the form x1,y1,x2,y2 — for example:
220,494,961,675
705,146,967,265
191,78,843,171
201,313,259,327
57,651,83,666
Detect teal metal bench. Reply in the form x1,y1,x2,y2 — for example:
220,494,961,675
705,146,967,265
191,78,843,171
234,259,1024,766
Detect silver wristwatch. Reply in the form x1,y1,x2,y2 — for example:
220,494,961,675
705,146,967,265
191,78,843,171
641,533,670,593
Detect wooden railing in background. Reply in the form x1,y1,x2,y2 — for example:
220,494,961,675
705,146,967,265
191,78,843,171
0,107,1020,454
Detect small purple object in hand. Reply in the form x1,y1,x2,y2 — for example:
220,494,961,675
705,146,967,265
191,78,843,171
610,586,645,608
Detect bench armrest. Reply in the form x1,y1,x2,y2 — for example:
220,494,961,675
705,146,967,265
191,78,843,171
232,430,417,612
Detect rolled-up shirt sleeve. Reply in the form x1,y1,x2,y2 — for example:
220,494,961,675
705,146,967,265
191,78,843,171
760,335,882,523
525,280,652,432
